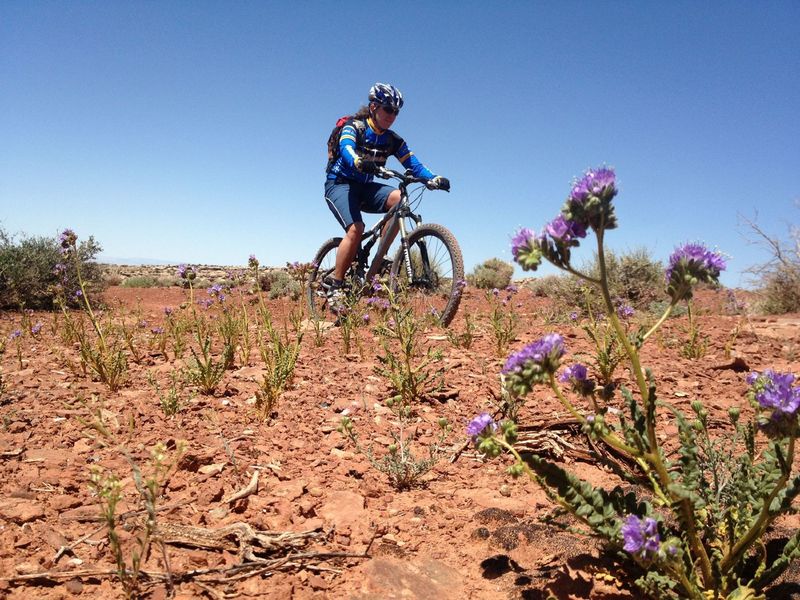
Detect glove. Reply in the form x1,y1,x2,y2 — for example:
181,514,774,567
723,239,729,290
354,157,379,175
426,176,450,191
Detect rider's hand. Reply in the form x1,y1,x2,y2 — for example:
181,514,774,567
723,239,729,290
426,176,450,191
355,157,379,175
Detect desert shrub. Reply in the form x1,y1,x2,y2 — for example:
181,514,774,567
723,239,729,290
121,276,162,288
0,227,105,310
525,248,665,317
468,257,514,289
259,270,301,300
741,210,800,314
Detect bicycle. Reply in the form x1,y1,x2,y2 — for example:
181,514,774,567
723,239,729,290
307,167,465,327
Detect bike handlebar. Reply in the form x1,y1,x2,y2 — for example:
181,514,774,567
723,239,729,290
375,167,433,187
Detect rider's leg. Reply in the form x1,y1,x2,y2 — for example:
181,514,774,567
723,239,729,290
376,189,402,260
334,222,365,282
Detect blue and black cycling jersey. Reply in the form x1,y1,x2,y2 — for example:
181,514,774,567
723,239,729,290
326,117,435,183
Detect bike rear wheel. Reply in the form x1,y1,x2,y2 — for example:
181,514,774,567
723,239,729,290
390,223,464,327
306,237,342,319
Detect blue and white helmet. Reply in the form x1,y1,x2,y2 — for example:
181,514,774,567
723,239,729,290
368,82,404,111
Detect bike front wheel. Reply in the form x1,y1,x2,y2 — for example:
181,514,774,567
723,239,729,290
389,223,464,327
306,237,342,319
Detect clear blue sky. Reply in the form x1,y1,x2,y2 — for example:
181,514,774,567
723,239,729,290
2,1,798,288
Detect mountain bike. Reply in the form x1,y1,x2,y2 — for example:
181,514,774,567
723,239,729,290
307,168,465,326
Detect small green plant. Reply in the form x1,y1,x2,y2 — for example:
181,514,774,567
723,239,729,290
339,415,450,490
57,230,128,391
147,371,184,417
468,257,514,290
486,285,519,356
88,440,186,599
8,329,23,369
582,312,625,388
446,312,476,349
680,301,708,359
374,284,444,409
185,324,225,395
255,310,302,420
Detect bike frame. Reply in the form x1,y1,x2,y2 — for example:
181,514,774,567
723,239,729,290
356,169,427,285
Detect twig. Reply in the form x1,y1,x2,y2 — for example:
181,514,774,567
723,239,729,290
223,470,259,504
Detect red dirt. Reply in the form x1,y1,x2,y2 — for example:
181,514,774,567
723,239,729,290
1,285,798,599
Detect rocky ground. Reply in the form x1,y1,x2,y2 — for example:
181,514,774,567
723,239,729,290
1,281,799,599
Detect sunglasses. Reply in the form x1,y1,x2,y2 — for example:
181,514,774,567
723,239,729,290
380,105,400,115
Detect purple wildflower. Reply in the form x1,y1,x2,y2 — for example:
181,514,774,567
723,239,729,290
362,313,370,324
151,326,165,335
617,304,635,319
248,254,259,269
177,264,188,278
366,297,391,310
621,515,661,560
31,322,43,335
665,243,726,299
569,311,579,322
505,284,518,294
559,363,588,384
198,298,214,309
59,229,77,250
511,228,535,259
467,413,497,440
502,333,565,376
208,283,224,296
545,214,588,242
9,329,22,340
73,289,83,300
138,319,149,329
569,167,617,205
164,306,173,316
752,371,800,417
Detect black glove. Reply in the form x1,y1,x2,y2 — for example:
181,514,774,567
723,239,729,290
355,157,379,175
426,176,450,191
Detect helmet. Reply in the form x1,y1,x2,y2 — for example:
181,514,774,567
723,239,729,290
368,82,404,111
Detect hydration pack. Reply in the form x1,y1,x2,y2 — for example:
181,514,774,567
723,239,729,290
326,116,366,172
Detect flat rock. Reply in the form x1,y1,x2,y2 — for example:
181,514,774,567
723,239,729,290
0,498,46,524
356,557,464,599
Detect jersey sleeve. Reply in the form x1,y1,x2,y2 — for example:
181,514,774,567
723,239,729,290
339,123,360,169
395,138,435,180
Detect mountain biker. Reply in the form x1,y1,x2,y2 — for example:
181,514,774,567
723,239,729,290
324,82,450,309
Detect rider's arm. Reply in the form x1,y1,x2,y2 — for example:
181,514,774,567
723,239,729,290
339,123,360,170
395,138,435,180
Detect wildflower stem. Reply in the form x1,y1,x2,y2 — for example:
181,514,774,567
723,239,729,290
594,226,714,586
720,436,796,575
549,375,640,457
642,302,676,342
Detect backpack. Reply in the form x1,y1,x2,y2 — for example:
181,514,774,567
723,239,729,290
326,116,366,172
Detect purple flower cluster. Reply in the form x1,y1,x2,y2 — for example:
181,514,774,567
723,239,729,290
177,264,196,280
665,243,726,299
511,228,543,271
366,297,391,310
59,229,77,253
545,214,587,243
559,362,595,396
621,515,661,560
9,329,22,340
559,363,588,384
617,304,635,319
749,370,800,418
502,333,565,376
31,323,43,335
467,413,497,440
569,167,617,205
248,254,259,269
